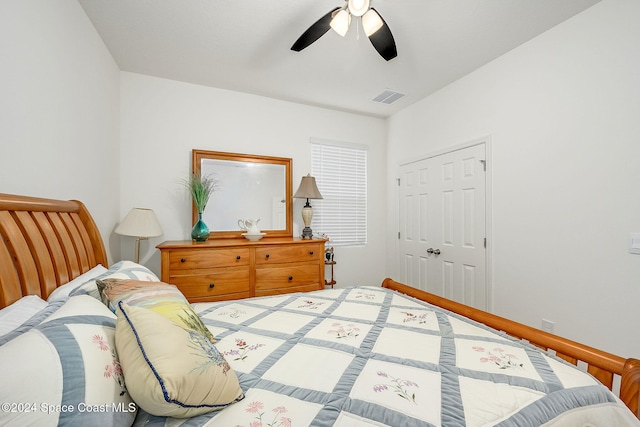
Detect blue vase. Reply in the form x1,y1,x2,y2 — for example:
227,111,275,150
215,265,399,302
191,213,209,242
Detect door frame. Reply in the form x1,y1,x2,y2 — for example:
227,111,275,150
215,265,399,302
397,136,493,312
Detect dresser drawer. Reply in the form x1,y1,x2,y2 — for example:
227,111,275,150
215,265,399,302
255,264,320,290
169,270,250,301
168,248,250,270
255,245,321,264
158,238,326,302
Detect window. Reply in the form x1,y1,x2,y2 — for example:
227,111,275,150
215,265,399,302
311,139,367,246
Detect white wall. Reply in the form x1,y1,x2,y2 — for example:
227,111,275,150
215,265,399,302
119,72,387,286
386,0,640,358
0,0,121,261
6,0,635,360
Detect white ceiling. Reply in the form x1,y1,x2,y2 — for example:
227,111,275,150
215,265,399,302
78,0,600,118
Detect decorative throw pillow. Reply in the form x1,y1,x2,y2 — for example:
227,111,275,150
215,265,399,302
96,278,216,343
0,295,136,426
69,261,159,300
115,302,244,418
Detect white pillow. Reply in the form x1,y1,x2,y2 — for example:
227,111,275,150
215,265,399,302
0,299,68,347
47,264,108,302
69,261,159,300
0,295,48,336
0,295,137,426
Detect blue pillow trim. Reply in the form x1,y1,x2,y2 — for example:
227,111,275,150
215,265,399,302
117,301,240,409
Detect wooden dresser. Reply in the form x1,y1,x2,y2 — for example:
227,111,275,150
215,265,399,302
157,238,326,302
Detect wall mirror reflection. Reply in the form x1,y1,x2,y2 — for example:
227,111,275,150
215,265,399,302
192,150,293,239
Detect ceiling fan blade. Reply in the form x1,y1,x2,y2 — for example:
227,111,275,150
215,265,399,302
367,8,397,61
291,7,341,52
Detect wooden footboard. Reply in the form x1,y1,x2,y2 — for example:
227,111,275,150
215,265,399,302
381,278,640,418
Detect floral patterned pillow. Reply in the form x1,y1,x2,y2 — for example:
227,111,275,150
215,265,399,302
0,295,136,426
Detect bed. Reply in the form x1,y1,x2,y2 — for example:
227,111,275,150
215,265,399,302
1,192,639,426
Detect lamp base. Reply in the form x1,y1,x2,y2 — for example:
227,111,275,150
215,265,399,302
134,237,149,264
300,204,314,239
301,226,313,240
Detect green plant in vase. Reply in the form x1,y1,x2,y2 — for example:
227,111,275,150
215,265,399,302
185,173,218,242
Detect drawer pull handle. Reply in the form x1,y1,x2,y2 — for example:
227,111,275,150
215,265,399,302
288,276,293,281
209,283,215,289
309,251,314,255
265,254,270,259
236,255,241,260
180,258,186,263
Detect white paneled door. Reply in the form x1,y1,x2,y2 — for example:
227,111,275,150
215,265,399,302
399,143,487,310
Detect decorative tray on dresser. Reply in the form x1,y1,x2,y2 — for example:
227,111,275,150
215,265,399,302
157,237,326,302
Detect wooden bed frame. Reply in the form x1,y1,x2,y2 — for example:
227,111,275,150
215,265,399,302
0,193,107,307
1,193,639,418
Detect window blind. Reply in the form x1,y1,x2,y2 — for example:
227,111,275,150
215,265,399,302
311,140,367,246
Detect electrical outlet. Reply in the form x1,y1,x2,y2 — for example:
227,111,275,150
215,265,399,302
541,319,555,333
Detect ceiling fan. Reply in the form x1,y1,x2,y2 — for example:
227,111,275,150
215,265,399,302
291,0,397,61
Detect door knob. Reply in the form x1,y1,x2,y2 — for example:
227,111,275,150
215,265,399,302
426,248,434,254
433,249,441,255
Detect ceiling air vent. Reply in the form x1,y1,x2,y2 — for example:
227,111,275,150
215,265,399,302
371,89,406,105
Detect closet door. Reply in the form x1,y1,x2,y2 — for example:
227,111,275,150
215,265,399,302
399,143,487,310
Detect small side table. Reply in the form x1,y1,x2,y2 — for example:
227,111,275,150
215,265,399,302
325,260,336,288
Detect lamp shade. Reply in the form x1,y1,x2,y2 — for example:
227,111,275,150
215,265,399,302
294,174,323,200
115,208,163,238
348,0,370,17
362,8,383,36
330,9,351,37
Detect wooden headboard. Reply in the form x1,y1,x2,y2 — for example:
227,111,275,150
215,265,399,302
0,193,107,307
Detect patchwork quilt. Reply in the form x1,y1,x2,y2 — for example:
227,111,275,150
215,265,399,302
133,286,639,427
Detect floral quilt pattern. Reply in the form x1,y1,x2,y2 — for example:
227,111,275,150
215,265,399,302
133,286,628,427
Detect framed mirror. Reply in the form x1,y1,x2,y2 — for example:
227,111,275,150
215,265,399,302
192,150,293,239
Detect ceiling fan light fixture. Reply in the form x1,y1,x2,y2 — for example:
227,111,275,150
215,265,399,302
348,0,370,17
291,1,396,61
362,8,383,36
330,9,351,37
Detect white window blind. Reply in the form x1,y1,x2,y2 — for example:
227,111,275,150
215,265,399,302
311,140,367,246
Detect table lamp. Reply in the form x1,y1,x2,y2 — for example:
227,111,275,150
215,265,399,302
293,174,323,239
115,208,163,263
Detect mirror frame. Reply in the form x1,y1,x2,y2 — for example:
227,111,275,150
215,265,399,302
192,149,293,239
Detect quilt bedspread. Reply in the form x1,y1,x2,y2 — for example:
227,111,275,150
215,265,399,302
132,286,638,427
